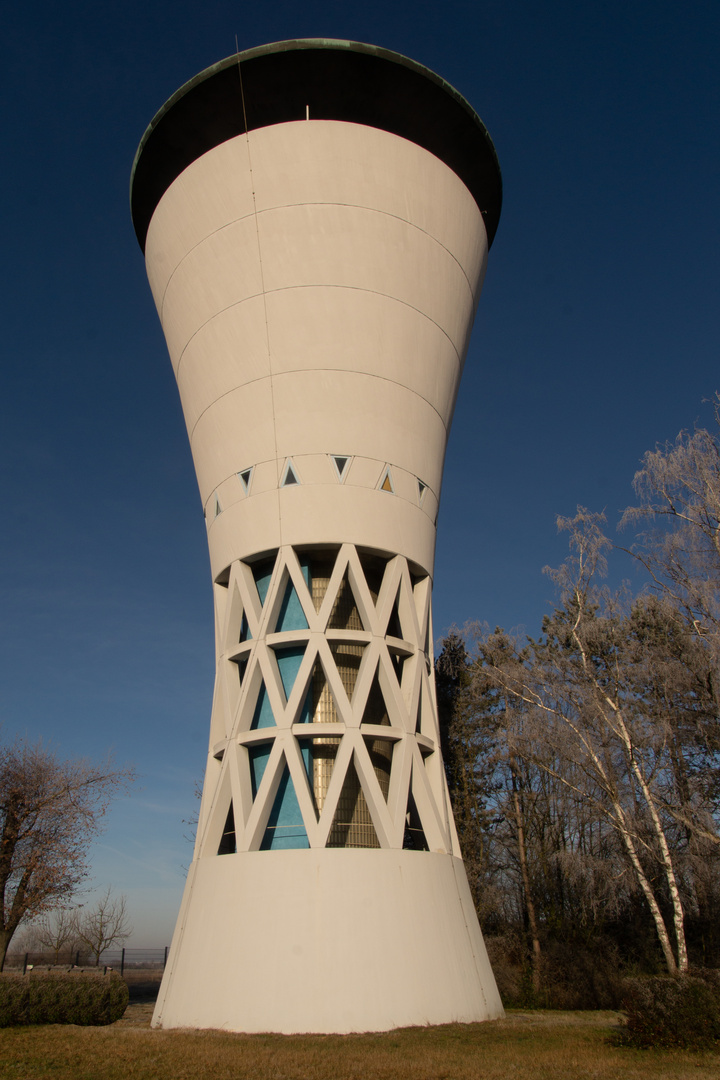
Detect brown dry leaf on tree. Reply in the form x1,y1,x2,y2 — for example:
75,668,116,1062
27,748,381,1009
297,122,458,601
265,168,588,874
0,739,134,968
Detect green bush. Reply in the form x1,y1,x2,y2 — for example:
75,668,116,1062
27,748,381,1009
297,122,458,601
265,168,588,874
620,973,720,1050
0,970,129,1027
485,934,626,1010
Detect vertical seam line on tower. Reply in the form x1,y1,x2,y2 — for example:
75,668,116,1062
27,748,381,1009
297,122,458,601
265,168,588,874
236,56,284,545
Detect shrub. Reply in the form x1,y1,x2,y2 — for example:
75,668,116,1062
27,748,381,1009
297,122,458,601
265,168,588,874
539,940,625,1010
0,970,128,1027
620,973,720,1050
484,933,524,1006
485,934,626,1010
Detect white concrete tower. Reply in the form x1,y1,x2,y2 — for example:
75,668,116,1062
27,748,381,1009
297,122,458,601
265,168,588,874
131,39,503,1034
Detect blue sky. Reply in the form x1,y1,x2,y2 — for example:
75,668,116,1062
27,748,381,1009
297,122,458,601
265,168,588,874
2,0,718,945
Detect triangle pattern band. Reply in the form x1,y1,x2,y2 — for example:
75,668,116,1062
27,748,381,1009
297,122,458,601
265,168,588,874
205,544,453,856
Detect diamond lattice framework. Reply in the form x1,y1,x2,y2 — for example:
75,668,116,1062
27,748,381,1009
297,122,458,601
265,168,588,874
195,544,458,857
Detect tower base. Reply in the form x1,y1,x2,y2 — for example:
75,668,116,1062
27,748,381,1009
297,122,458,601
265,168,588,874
152,849,503,1033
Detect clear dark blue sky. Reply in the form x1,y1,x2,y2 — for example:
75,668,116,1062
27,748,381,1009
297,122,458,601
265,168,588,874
2,0,718,944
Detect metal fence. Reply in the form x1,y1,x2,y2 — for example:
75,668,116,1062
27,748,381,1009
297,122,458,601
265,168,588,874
4,946,168,976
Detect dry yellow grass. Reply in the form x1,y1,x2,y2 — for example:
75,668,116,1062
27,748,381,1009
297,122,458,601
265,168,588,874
0,1008,717,1080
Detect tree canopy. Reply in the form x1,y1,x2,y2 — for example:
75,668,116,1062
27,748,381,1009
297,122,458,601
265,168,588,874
438,402,720,1002
0,740,134,968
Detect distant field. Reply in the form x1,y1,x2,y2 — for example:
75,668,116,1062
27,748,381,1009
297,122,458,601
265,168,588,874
0,1008,717,1080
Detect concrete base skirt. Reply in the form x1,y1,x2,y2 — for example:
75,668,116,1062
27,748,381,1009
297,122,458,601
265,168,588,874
152,849,503,1033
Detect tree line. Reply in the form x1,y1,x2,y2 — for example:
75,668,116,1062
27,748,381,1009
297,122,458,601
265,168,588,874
437,399,720,1004
18,887,133,967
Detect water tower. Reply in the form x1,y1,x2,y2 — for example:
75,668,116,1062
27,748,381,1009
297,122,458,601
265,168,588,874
131,39,503,1033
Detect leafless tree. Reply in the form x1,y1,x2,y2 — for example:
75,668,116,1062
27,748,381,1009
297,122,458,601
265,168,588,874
0,738,134,968
480,511,694,974
438,630,621,993
433,401,720,988
620,403,720,848
621,394,720,669
74,888,132,965
31,907,82,965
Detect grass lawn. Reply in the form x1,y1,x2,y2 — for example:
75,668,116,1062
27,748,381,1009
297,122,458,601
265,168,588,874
0,1006,718,1080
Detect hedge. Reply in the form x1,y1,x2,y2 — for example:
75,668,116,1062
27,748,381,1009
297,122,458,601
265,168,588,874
0,970,129,1027
620,972,720,1050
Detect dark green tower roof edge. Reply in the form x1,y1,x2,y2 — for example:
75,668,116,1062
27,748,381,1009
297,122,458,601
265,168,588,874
130,38,502,252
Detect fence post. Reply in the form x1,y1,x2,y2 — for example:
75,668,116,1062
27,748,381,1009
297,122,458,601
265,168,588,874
75,950,79,968
120,948,125,977
163,946,168,969
22,953,28,975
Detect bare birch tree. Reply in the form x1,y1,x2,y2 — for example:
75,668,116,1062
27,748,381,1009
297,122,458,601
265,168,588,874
479,510,692,974
621,404,720,853
621,395,720,672
434,400,720,986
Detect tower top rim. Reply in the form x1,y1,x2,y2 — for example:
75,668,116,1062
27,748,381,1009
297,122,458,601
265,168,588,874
129,38,502,253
